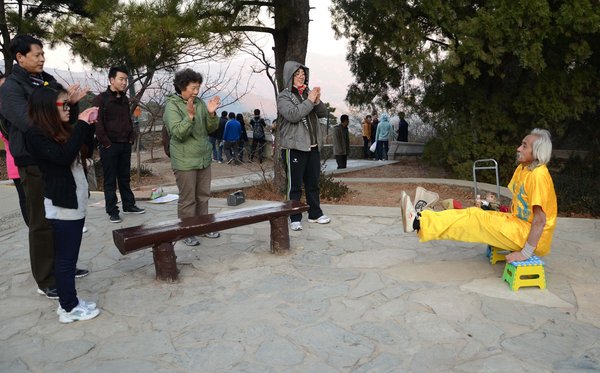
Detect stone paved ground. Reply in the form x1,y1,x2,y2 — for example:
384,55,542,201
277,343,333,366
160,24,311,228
1,184,600,372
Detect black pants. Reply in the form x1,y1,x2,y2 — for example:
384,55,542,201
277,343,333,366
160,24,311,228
335,155,347,169
362,136,370,159
18,165,55,288
282,147,323,222
100,142,136,215
250,138,266,162
224,140,240,164
13,178,29,225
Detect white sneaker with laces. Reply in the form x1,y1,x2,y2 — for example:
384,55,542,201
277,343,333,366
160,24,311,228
307,215,331,224
57,298,97,315
401,191,417,233
290,221,303,231
58,304,100,324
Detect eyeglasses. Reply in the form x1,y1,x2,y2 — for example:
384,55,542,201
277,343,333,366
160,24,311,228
55,100,70,111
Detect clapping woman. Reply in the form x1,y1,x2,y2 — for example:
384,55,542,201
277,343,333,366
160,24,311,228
25,85,100,323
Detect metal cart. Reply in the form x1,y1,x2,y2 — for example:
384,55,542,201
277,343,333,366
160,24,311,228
472,159,500,201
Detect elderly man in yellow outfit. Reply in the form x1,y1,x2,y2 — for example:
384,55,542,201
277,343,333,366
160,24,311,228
401,128,557,263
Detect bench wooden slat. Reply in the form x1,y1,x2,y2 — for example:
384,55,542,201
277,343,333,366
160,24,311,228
113,201,308,255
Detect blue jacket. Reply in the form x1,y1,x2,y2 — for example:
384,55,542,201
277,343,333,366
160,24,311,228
223,119,241,141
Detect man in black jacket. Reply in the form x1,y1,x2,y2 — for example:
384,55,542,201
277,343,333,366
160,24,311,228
93,66,145,223
0,35,90,299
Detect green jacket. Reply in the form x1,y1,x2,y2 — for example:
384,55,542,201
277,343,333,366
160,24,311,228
163,94,219,171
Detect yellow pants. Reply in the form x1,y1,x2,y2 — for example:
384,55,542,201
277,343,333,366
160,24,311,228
418,208,530,251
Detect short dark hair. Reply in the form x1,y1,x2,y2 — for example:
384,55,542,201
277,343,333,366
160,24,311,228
9,35,43,61
254,109,260,115
221,110,228,117
228,112,236,119
173,68,203,94
340,114,349,123
109,66,129,80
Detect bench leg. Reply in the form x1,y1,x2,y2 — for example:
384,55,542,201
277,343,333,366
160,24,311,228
270,216,290,254
152,242,178,282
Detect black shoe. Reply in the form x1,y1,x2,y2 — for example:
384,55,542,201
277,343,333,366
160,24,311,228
75,268,90,278
109,213,122,223
123,206,146,214
37,287,59,300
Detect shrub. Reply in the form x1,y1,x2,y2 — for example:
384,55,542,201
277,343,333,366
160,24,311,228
319,171,349,201
553,155,600,217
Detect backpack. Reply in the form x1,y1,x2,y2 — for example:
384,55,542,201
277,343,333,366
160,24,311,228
162,125,170,157
251,118,265,139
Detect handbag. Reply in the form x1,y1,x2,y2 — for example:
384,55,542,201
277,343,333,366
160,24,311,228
369,141,377,153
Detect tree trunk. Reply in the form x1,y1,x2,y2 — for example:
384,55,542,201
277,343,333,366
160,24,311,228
271,0,310,193
273,0,310,91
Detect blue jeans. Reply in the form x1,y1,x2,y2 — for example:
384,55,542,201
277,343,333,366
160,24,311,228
376,140,389,160
51,218,85,312
209,136,221,161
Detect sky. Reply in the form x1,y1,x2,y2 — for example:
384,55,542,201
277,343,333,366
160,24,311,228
42,0,354,118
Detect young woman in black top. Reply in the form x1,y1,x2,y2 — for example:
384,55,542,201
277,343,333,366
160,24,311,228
26,85,100,323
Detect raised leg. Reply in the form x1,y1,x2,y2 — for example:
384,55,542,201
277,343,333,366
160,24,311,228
270,216,290,254
152,242,178,282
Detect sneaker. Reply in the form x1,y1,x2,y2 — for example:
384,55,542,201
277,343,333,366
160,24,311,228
109,213,121,223
123,206,146,214
82,226,88,233
290,221,303,231
57,298,97,315
58,304,100,324
183,236,200,246
307,215,331,224
75,268,89,278
203,232,220,239
414,186,439,213
401,191,417,233
37,287,59,300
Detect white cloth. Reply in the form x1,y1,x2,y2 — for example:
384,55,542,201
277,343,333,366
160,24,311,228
44,160,88,220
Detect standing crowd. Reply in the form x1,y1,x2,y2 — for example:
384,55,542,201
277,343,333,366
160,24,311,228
0,34,558,326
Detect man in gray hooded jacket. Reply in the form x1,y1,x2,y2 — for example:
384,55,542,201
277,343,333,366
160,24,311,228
277,61,330,231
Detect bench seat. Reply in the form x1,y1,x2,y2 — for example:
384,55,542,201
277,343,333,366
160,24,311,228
113,201,308,281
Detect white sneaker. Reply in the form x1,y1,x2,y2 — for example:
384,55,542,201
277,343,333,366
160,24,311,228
290,222,303,231
401,191,417,233
203,232,220,239
307,215,331,224
183,236,200,246
57,298,97,315
414,186,439,212
82,226,88,233
58,304,100,324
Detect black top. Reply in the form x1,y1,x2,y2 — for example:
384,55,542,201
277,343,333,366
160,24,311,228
26,120,93,209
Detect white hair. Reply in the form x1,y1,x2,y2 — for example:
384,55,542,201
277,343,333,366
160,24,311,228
528,128,552,170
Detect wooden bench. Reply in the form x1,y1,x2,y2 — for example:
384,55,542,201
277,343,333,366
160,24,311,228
113,201,309,282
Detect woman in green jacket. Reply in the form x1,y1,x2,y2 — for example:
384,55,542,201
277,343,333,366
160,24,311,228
163,69,220,246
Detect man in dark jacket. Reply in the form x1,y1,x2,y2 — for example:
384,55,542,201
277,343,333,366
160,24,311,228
332,114,350,169
0,35,89,298
93,66,145,223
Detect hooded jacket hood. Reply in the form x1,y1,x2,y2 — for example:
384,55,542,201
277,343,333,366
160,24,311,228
283,61,309,90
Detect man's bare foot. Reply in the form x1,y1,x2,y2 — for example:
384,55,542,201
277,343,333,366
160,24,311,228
506,251,528,263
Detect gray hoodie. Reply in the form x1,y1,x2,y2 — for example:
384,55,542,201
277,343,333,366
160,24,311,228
276,61,328,151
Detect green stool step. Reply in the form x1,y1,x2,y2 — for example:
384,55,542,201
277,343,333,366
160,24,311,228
502,256,546,291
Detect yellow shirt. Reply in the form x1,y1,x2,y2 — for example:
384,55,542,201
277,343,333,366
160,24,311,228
507,164,558,256
362,121,371,138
